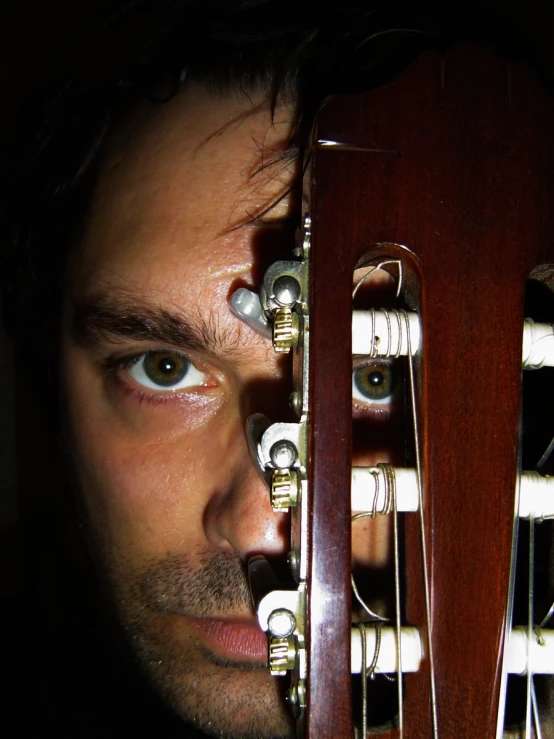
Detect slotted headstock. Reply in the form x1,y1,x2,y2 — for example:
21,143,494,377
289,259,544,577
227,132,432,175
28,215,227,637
305,44,554,737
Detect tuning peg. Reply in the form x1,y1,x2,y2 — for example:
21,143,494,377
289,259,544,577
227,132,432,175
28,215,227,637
247,555,280,610
248,555,305,678
229,288,272,338
245,414,272,483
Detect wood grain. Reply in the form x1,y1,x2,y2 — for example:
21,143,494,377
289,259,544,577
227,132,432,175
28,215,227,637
306,45,554,737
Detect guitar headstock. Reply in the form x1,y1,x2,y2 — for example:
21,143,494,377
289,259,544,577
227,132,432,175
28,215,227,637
240,44,554,737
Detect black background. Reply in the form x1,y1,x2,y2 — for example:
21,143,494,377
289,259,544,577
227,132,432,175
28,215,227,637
0,1,552,736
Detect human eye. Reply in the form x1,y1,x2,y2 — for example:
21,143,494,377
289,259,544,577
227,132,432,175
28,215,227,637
121,350,209,393
352,360,399,407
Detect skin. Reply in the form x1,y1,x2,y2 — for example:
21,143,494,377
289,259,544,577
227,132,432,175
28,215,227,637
61,83,398,738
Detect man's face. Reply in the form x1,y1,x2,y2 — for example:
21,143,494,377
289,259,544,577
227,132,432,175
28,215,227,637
61,84,393,738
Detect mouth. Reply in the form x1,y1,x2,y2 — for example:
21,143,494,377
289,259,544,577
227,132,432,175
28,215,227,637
187,617,269,663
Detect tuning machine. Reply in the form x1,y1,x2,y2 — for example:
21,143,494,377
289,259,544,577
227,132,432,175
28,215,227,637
259,260,307,354
248,555,307,686
235,216,311,730
246,415,305,513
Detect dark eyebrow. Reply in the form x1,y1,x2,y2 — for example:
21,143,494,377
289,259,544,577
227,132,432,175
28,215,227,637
69,292,238,355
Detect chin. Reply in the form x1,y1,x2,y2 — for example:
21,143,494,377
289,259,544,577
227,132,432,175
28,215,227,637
126,613,296,739
168,665,295,739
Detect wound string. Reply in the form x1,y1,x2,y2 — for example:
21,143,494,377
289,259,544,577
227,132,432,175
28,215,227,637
526,513,535,737
404,310,439,738
358,622,368,739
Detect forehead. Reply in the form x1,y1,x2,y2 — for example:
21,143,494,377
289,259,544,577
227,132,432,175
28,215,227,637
72,84,296,294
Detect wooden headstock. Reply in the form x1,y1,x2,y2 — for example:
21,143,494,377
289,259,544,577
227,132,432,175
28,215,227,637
305,44,554,737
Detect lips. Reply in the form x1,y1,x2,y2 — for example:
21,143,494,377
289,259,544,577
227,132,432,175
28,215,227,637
188,617,268,662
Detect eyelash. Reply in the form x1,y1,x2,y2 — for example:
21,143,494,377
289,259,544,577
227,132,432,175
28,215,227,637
103,349,213,406
102,351,400,415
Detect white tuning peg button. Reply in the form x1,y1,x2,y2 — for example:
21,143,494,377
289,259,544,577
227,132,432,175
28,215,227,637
245,414,271,480
230,288,272,338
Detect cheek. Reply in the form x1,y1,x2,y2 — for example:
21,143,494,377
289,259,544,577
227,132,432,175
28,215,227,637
62,360,242,560
352,516,390,569
71,418,239,558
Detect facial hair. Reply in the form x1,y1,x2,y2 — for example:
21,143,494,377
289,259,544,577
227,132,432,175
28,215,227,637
101,548,295,739
60,436,294,738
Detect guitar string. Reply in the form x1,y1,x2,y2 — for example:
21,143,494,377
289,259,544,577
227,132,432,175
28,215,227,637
358,621,368,739
390,459,404,737
374,306,403,734
537,600,554,630
364,623,384,737
362,304,438,735
527,428,554,736
351,467,390,619
350,563,389,622
496,494,520,739
350,470,389,735
404,308,440,738
526,514,538,739
352,260,404,301
353,307,413,737
367,622,383,677
528,416,554,735
378,456,405,734
531,679,543,739
362,313,554,737
350,270,418,737
525,513,533,737
351,465,404,732
352,267,403,738
355,462,404,735
358,304,415,735
497,433,552,737
355,618,386,738
351,478,389,736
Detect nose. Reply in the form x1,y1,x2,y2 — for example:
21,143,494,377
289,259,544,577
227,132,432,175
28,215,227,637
203,433,289,561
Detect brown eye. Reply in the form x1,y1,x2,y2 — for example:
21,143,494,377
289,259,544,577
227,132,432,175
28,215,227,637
128,351,207,391
144,352,189,386
352,364,394,403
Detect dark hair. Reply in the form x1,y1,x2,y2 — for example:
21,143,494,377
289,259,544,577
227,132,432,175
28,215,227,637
0,1,472,412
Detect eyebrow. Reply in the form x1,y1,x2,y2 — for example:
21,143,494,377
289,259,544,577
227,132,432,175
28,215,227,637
69,291,243,356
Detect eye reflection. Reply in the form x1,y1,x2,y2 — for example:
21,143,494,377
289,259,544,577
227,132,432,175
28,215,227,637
352,363,396,405
128,351,208,391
